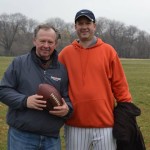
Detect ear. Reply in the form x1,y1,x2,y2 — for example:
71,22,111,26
33,38,36,46
93,23,96,31
54,42,57,49
75,24,77,30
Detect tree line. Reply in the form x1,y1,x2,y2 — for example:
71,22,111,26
0,13,150,58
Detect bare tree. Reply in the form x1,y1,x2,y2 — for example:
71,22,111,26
12,18,38,55
0,13,150,58
46,18,74,52
135,31,150,58
106,20,127,56
122,26,138,57
96,17,110,41
45,17,66,31
0,13,27,55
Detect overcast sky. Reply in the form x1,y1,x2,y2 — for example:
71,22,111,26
0,0,150,33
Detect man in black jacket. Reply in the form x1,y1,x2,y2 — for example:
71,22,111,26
0,24,73,150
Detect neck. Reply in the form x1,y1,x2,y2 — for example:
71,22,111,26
79,36,97,48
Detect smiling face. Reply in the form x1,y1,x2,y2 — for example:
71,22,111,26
33,28,57,60
75,16,96,42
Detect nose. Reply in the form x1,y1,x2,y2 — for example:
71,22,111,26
81,23,88,28
43,41,49,47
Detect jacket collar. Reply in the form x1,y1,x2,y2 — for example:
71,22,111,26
31,47,59,69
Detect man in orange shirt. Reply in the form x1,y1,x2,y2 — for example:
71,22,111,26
59,9,132,150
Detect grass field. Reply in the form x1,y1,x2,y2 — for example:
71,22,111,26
0,57,150,150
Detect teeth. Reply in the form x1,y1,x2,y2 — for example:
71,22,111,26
46,48,50,51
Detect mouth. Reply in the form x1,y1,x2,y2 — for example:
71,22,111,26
45,48,50,51
81,31,89,35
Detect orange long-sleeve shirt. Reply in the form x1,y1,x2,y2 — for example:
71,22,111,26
59,38,132,128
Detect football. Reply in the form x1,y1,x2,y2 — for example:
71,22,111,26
37,83,63,111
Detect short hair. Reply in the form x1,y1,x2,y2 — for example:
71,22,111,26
33,23,61,42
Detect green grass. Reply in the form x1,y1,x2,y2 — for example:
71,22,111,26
0,57,12,150
121,59,150,149
0,56,13,79
0,57,150,149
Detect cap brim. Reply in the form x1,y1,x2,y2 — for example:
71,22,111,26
75,15,94,22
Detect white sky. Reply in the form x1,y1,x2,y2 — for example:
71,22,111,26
0,0,150,33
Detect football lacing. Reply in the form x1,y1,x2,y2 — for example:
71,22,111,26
50,93,61,106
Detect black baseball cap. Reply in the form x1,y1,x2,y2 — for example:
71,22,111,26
75,9,96,23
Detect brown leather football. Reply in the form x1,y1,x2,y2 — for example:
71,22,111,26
37,83,63,111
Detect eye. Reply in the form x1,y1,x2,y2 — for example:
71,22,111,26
40,40,45,44
48,41,53,45
78,22,84,25
87,22,91,25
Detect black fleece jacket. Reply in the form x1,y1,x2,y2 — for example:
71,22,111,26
113,102,146,150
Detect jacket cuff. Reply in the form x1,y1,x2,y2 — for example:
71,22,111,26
62,105,73,120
